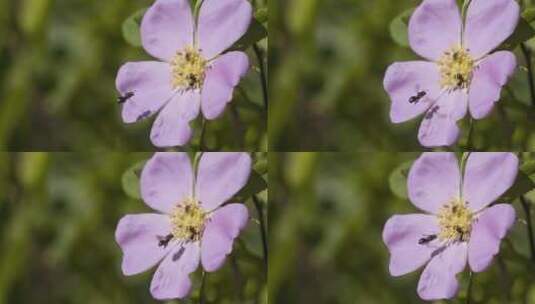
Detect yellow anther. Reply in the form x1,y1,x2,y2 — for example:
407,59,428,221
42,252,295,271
170,198,206,242
437,46,475,91
437,198,473,242
170,46,207,90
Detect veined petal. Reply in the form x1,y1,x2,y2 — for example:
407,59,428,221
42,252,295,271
150,91,201,147
384,61,441,123
468,51,516,119
462,153,518,212
196,0,253,59
141,152,194,214
201,52,249,120
468,204,515,272
116,61,174,123
464,0,520,59
408,152,461,214
201,204,249,272
408,0,462,61
141,0,195,61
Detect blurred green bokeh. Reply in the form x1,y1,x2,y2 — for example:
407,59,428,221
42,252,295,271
0,0,267,151
270,0,535,151
269,153,535,303
0,152,267,303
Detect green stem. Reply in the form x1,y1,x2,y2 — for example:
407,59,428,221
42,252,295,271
253,44,268,109
520,196,535,262
200,271,207,304
252,195,268,273
200,117,208,150
466,271,474,304
465,118,475,150
521,43,535,108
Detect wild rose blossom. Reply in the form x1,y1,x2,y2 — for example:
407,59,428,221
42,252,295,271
116,0,252,147
383,152,518,300
115,152,251,300
384,0,519,147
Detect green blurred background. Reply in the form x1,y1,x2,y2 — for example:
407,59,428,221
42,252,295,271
0,0,267,151
269,0,535,151
0,152,267,303
269,153,535,303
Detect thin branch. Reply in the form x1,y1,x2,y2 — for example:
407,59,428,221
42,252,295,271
253,44,268,109
200,271,207,304
520,195,535,262
252,195,268,273
521,43,535,107
466,271,474,304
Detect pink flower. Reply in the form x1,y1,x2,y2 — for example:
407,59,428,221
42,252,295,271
115,152,251,300
116,0,252,147
383,152,518,300
384,0,519,147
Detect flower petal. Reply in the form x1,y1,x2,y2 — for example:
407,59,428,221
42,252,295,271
195,153,252,211
382,214,441,276
384,61,442,123
418,90,467,147
150,91,201,147
408,0,462,61
462,153,518,211
468,51,516,119
150,242,200,300
196,0,253,59
468,204,515,272
141,152,194,213
115,214,174,276
417,242,467,300
141,0,195,61
201,51,249,120
116,61,174,123
464,0,520,59
201,204,249,272
408,152,461,214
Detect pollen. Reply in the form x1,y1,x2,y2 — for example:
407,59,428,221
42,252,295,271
436,198,473,242
170,198,207,242
170,46,207,90
437,46,475,91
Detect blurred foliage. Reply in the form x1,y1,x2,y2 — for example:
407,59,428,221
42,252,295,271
269,0,535,151
0,0,267,151
0,152,267,303
269,152,535,303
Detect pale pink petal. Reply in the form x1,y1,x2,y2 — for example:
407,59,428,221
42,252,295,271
195,153,251,211
197,0,253,59
408,152,461,214
150,242,200,300
150,91,200,147
382,214,441,276
417,242,467,301
115,214,174,276
116,61,174,123
418,90,467,147
141,152,194,213
462,153,518,211
141,0,195,61
468,204,515,272
384,61,442,123
408,0,462,61
201,204,249,272
469,51,516,119
464,0,520,59
201,51,249,120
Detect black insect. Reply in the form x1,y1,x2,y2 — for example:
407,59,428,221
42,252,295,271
157,234,173,248
187,74,198,87
117,91,135,104
425,106,440,120
455,226,467,241
455,73,465,88
418,234,437,245
409,91,427,104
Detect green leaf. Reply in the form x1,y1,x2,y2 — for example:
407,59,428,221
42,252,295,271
498,17,535,50
500,171,535,202
389,160,412,199
235,170,267,200
230,18,267,51
122,9,147,47
389,8,413,48
122,160,146,199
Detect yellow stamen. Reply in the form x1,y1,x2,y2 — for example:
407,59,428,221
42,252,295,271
170,46,207,90
170,198,206,242
437,198,473,242
437,46,475,91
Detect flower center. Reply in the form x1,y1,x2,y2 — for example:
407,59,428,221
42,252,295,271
170,46,207,90
437,199,473,242
437,46,475,91
170,198,206,242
